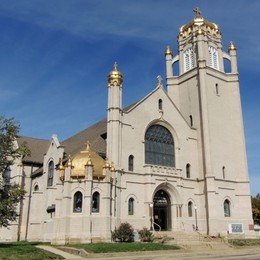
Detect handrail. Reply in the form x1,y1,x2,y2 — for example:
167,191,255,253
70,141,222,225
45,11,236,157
153,222,161,232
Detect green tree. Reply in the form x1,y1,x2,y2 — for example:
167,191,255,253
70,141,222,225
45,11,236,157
252,193,260,224
0,115,29,227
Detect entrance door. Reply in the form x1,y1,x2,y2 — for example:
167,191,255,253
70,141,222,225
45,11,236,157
153,189,171,231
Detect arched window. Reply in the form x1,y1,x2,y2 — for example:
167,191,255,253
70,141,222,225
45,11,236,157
209,46,219,70
73,191,83,213
224,199,231,217
186,164,191,178
128,155,134,172
92,191,100,213
47,161,54,186
158,99,163,110
184,48,194,72
34,184,39,191
128,197,134,215
188,201,193,217
145,125,175,167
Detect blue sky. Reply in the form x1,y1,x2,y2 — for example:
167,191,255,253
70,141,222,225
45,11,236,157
0,1,259,195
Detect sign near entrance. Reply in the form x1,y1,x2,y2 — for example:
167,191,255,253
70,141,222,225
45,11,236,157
228,223,244,234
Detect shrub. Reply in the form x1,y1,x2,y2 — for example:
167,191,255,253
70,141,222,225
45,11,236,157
112,222,134,242
138,227,153,242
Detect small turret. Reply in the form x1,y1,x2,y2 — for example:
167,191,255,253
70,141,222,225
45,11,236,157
228,41,238,74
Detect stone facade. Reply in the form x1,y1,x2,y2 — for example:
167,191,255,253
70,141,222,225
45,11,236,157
0,11,254,243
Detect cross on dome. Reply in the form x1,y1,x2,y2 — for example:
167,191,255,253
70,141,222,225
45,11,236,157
193,7,202,18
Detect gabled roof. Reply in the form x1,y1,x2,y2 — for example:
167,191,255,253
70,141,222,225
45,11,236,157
17,136,50,165
61,119,107,158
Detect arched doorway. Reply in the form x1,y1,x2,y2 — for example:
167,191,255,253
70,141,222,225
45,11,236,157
153,189,171,231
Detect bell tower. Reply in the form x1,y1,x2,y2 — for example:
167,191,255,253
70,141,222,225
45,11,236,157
107,63,123,168
165,8,253,234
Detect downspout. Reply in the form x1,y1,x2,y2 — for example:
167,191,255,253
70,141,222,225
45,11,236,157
25,164,34,240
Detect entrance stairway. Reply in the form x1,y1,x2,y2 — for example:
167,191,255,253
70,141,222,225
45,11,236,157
153,231,232,250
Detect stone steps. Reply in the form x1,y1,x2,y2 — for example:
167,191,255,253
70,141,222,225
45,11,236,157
153,231,231,250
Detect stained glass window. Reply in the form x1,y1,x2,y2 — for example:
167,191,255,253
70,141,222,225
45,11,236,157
73,191,83,213
224,199,231,217
128,197,134,215
47,161,54,186
145,125,175,167
92,191,100,213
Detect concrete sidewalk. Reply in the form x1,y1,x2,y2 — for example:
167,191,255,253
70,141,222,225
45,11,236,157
37,245,260,260
36,245,83,259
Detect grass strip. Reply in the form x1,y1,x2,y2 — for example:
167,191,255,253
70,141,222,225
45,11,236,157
66,242,179,253
0,241,63,260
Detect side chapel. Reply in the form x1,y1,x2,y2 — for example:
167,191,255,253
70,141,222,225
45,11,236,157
0,9,254,243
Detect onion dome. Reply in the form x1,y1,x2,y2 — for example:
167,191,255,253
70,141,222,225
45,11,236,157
108,62,123,86
228,41,237,51
179,7,220,38
164,46,173,56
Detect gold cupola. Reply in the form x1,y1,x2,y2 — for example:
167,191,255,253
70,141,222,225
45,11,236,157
108,62,123,86
70,142,105,179
179,7,220,38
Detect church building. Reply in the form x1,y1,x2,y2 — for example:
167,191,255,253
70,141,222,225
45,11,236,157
0,9,254,244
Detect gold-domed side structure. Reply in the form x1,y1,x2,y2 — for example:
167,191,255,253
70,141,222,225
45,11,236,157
70,142,105,179
108,62,123,86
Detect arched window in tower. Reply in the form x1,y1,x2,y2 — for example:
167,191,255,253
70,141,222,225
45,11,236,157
184,48,194,72
186,164,191,178
128,155,134,172
188,201,193,217
224,199,231,217
92,191,100,213
128,197,134,215
145,125,175,167
47,161,54,187
73,191,83,213
158,99,163,110
209,46,219,70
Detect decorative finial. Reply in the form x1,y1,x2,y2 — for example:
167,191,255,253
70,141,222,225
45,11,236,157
58,158,65,171
164,46,173,56
103,158,110,169
86,141,90,151
108,62,123,86
67,155,72,167
110,162,116,172
193,7,202,18
229,41,237,51
157,75,163,87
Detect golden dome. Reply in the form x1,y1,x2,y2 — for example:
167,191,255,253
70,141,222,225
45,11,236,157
108,62,123,86
70,142,105,178
179,8,220,38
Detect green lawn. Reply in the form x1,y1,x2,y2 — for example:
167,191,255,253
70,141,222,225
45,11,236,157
0,242,63,260
66,242,180,253
228,239,260,247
